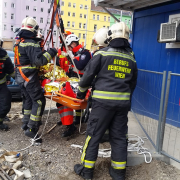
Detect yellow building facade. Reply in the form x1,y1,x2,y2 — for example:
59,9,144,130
60,0,110,50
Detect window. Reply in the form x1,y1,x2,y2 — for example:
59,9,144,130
26,6,29,10
4,13,7,19
33,7,37,11
80,14,82,18
11,3,15,8
41,0,44,2
72,13,75,17
94,24,97,32
84,14,87,19
11,25,14,32
48,0,51,3
83,34,85,39
78,33,81,39
108,17,110,22
48,9,50,13
80,4,83,9
97,15,99,20
61,11,64,15
53,30,56,36
33,16,36,20
68,12,71,16
83,23,86,29
104,16,106,21
71,32,74,34
68,2,71,7
84,5,88,9
41,8,43,12
107,26,109,29
34,0,37,1
4,24,7,31
125,19,127,24
72,22,75,27
47,18,50,24
40,18,43,23
73,3,76,8
93,14,95,20
47,30,49,35
4,2,7,7
61,1,64,6
79,23,82,28
67,21,70,27
11,14,14,20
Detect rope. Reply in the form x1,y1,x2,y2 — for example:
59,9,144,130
71,134,152,164
78,109,86,135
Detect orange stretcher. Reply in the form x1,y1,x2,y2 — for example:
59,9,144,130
44,92,88,110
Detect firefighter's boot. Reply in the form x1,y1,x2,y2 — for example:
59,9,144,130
25,128,42,144
62,124,77,137
0,122,9,131
109,167,126,180
74,164,93,180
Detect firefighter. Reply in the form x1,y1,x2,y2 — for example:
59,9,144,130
0,38,14,130
14,17,57,142
56,34,91,137
74,22,138,180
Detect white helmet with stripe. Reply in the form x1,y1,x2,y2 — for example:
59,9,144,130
107,22,129,42
21,17,39,35
65,34,79,46
92,27,109,47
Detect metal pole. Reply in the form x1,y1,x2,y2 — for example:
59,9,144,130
159,71,172,152
84,6,88,47
156,71,167,152
102,7,120,22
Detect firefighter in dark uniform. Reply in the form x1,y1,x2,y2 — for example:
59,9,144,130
0,39,14,130
56,34,91,137
15,17,57,142
74,22,138,180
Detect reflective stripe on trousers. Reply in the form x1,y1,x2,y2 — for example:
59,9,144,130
30,100,42,122
92,90,130,100
111,160,126,169
24,109,31,115
58,106,73,125
81,135,95,168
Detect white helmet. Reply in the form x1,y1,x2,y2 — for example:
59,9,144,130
65,34,79,46
107,22,129,42
21,17,39,35
0,38,3,47
92,27,109,47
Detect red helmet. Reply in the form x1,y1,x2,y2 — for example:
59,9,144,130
41,79,51,87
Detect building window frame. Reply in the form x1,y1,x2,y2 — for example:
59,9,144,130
72,22,75,28
84,14,87,19
61,1,64,6
93,14,95,20
11,25,14,32
26,5,30,10
72,13,75,17
11,13,15,20
4,2,7,7
61,11,64,15
11,3,15,8
79,23,82,28
94,24,97,32
41,8,43,12
67,21,70,27
80,4,83,9
68,12,71,16
4,13,7,19
80,14,82,18
33,6,37,12
83,23,86,29
68,2,71,7
78,33,81,39
83,34,85,39
73,3,76,8
4,24,7,31
97,15,99,20
40,17,43,23
104,16,106,21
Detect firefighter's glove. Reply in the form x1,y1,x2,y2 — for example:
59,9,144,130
61,51,68,57
76,89,87,100
48,48,58,58
68,51,74,59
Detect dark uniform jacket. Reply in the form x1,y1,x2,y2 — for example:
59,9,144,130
0,48,14,85
15,38,55,85
78,45,138,109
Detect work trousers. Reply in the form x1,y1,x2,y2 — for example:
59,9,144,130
56,103,73,125
0,83,11,122
81,101,128,170
20,73,45,129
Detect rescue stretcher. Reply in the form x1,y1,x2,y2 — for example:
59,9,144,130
44,91,88,110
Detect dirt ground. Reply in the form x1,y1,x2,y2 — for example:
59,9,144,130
0,100,180,180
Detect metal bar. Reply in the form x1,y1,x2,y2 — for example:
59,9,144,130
138,69,164,74
156,71,167,152
102,7,120,22
170,73,180,77
159,71,172,152
131,110,157,149
161,151,180,163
